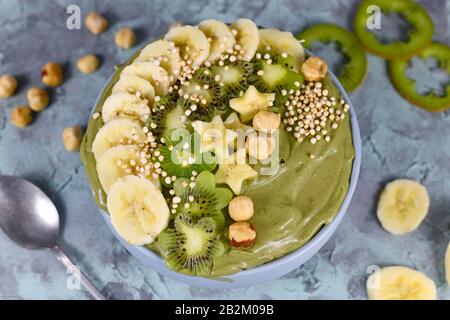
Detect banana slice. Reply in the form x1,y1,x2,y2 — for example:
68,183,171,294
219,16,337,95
446,242,450,286
230,19,259,61
96,145,160,193
92,118,147,160
164,25,210,66
121,62,170,97
135,39,181,79
259,28,305,71
108,175,169,245
367,266,436,300
112,75,155,102
198,19,235,61
102,92,150,124
377,179,430,235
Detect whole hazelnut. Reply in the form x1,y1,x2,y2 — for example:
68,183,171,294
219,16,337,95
229,222,256,248
27,87,49,112
252,110,281,132
0,74,18,98
62,126,84,152
41,62,63,87
77,54,101,74
229,196,254,221
301,56,328,81
85,12,108,35
115,28,136,49
245,133,276,160
11,106,33,128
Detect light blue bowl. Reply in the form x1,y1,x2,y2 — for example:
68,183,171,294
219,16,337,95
95,53,362,289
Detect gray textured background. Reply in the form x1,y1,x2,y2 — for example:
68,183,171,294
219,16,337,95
0,0,449,299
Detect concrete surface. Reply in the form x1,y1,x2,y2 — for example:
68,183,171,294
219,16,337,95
0,0,449,299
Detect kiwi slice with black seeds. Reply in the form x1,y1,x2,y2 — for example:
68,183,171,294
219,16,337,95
388,42,450,112
354,0,433,60
211,60,253,98
157,213,224,275
158,135,217,179
148,95,185,139
297,23,367,92
250,56,303,107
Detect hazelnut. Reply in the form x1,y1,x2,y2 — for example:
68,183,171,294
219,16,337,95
115,28,136,49
301,56,328,81
41,62,63,87
229,222,256,248
77,54,101,74
27,87,49,112
85,12,108,35
245,133,276,160
11,106,33,128
0,74,18,98
252,110,281,132
229,196,254,221
62,126,83,152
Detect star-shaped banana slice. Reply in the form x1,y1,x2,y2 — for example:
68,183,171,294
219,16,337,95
191,115,238,161
229,85,275,123
215,151,258,195
224,112,255,151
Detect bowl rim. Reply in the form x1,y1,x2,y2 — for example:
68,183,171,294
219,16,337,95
90,49,362,283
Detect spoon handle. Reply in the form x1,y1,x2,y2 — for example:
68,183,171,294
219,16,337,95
52,246,106,300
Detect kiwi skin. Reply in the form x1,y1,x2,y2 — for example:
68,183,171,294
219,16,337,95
388,42,450,112
297,23,367,93
353,0,434,60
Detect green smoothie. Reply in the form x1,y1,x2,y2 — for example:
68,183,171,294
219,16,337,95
81,49,355,277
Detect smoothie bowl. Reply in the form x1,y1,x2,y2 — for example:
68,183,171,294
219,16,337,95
81,19,361,288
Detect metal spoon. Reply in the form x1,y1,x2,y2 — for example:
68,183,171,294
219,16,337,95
0,175,105,300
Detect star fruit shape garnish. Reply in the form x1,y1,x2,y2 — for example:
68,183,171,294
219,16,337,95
215,150,258,195
229,85,275,123
191,115,238,161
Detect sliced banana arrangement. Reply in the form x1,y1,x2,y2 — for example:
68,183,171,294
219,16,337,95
135,39,181,79
102,92,150,123
92,118,147,160
367,266,436,300
198,19,235,61
112,75,155,101
377,179,430,235
121,62,171,96
164,25,210,67
230,19,259,61
108,175,169,245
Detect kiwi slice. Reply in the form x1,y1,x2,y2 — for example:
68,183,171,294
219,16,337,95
173,171,232,231
157,213,224,274
179,68,222,120
158,134,217,179
388,42,450,112
148,95,185,138
211,61,253,98
297,23,367,92
354,0,433,60
250,54,303,107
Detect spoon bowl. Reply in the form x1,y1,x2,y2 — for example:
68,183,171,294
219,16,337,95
0,175,105,300
0,176,59,249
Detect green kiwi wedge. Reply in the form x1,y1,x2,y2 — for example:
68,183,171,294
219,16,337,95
354,0,434,60
158,134,217,179
211,61,253,98
148,95,185,138
250,53,303,107
388,42,450,112
172,171,232,231
157,213,224,274
297,23,367,92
